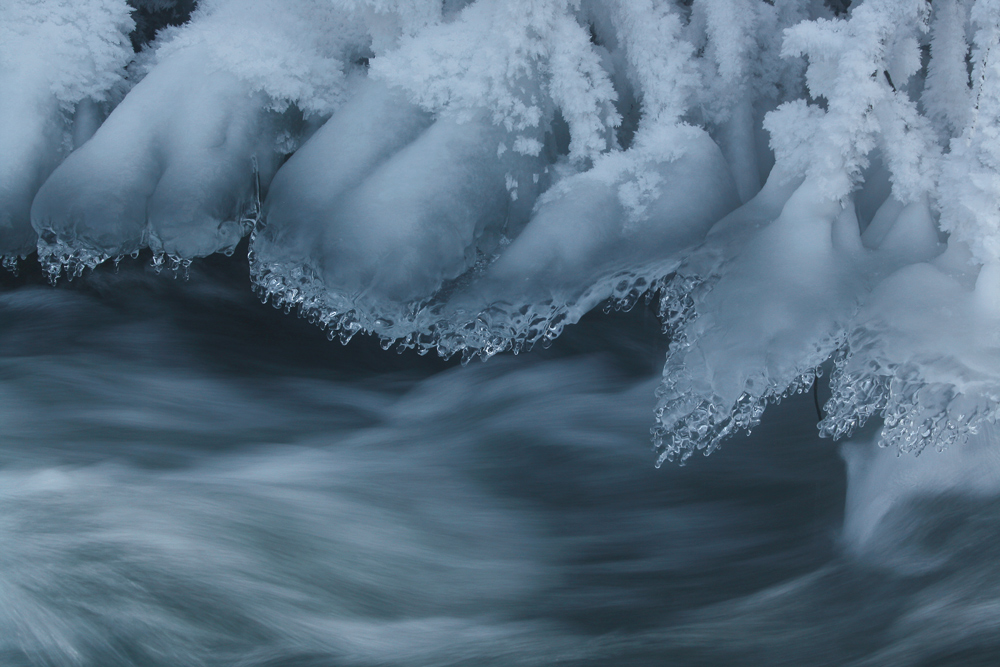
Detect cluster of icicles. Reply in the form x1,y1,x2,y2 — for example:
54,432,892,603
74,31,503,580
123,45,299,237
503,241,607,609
3,0,1000,464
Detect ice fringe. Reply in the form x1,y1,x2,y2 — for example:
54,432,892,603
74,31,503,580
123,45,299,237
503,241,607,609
250,120,738,361
0,0,135,262
9,0,1000,464
251,244,680,361
820,260,1000,456
37,155,261,285
651,270,825,466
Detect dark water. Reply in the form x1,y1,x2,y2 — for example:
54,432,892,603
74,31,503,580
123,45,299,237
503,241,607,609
0,251,998,666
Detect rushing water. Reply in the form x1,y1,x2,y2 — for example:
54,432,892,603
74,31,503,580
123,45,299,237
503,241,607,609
0,250,998,666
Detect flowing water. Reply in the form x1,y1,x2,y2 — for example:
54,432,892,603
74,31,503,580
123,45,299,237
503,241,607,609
0,250,998,666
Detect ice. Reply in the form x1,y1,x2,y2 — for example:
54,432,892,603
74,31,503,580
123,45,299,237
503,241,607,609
816,0,1000,457
649,0,951,464
251,0,628,350
0,72,64,263
251,75,551,345
7,0,1000,469
252,78,433,279
821,253,1000,455
32,49,275,280
31,0,368,281
251,0,750,358
253,105,737,357
653,174,945,465
656,169,805,345
653,180,861,464
436,126,739,359
0,0,134,264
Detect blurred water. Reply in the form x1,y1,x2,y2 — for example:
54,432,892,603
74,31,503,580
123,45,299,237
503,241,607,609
0,251,997,666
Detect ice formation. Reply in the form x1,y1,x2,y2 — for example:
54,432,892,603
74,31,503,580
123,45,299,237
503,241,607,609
0,0,134,267
4,0,1000,463
31,0,370,279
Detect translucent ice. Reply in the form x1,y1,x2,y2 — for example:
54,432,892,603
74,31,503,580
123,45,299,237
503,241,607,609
651,0,947,463
0,0,134,264
251,76,551,344
32,50,275,279
821,253,1000,456
6,0,1000,471
653,181,862,464
436,126,739,359
251,0,630,349
818,0,1000,457
653,176,945,464
31,0,367,280
0,72,64,264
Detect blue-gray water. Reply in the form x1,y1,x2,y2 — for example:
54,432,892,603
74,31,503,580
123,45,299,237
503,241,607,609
0,251,998,666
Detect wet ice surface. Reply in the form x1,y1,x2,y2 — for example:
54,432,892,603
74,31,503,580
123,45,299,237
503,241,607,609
1,254,999,666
